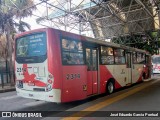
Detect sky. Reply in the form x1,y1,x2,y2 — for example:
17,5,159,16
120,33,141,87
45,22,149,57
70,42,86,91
22,16,43,30
22,0,46,30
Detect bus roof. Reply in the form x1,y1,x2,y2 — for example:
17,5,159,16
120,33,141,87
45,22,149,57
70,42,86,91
83,35,148,54
15,27,150,55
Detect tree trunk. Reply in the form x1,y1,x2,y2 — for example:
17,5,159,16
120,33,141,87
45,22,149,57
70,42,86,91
6,30,14,86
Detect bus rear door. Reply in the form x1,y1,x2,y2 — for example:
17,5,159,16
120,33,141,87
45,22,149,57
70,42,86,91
132,52,142,83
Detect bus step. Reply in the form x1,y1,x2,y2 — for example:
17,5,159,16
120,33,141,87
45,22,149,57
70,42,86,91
126,83,132,86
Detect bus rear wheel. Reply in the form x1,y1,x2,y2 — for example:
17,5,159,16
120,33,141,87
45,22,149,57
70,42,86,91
106,81,114,94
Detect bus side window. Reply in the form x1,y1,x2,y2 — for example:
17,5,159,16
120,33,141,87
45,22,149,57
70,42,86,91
114,49,125,64
61,38,84,65
133,52,137,64
141,53,145,64
101,46,114,65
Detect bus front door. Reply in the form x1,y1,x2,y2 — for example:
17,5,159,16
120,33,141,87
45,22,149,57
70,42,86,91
86,48,98,95
126,52,132,85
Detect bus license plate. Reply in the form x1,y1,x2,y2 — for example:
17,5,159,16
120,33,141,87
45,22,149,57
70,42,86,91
19,81,23,88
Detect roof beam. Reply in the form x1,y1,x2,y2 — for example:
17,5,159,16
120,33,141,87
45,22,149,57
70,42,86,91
135,0,153,17
91,0,126,23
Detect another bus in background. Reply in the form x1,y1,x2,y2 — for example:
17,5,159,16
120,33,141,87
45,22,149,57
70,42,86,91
152,55,160,74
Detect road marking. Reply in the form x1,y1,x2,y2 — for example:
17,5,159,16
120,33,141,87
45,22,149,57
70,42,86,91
62,79,159,120
0,95,19,100
25,100,46,106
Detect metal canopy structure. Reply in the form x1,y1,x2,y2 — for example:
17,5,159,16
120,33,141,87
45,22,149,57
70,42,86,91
2,0,160,53
35,0,160,39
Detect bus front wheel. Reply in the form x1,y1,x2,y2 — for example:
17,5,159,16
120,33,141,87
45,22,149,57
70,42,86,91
142,73,146,81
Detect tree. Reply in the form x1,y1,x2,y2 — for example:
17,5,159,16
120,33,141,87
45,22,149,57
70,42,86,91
0,34,7,60
0,0,36,85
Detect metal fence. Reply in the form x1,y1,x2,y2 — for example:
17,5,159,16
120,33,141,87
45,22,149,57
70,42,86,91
0,60,15,88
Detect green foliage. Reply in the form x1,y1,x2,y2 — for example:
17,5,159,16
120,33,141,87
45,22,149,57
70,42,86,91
143,44,154,55
13,0,36,19
0,0,35,34
14,20,31,32
0,0,35,62
151,32,157,38
112,32,160,55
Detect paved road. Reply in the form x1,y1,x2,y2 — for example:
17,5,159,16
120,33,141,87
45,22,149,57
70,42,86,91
0,90,86,120
0,91,87,111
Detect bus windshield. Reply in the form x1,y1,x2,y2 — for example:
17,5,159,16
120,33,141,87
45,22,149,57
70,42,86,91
16,32,47,57
152,56,160,64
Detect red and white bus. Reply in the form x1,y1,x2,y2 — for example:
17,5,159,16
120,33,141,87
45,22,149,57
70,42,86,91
15,28,151,103
152,55,160,74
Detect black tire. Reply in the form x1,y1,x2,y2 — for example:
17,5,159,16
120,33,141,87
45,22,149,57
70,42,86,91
106,80,114,94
